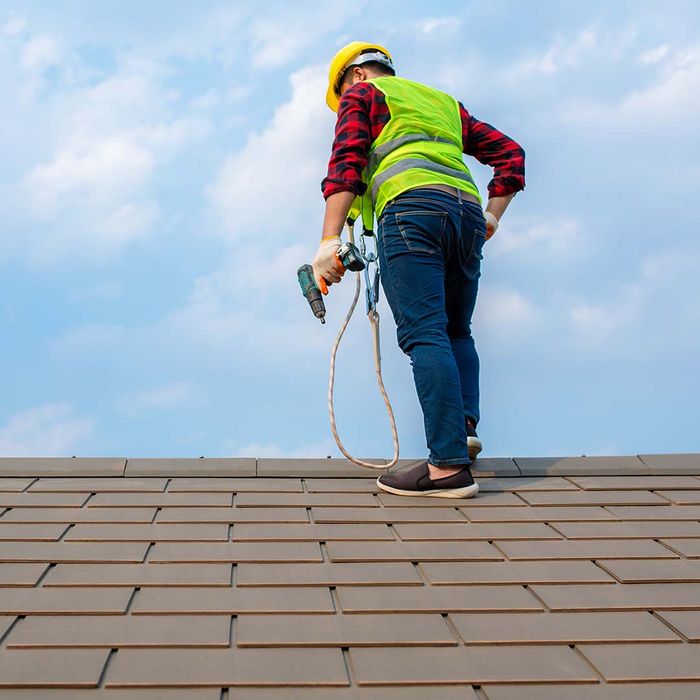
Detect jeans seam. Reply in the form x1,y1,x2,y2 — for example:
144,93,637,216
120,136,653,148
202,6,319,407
461,207,486,259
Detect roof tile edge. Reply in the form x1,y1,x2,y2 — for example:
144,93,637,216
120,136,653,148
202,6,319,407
0,454,698,478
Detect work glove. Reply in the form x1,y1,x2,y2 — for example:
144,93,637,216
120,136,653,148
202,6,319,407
484,211,499,241
312,236,345,294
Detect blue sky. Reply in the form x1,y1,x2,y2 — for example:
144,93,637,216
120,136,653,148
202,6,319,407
1,0,699,460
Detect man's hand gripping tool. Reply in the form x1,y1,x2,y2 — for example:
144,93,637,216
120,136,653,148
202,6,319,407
297,242,365,323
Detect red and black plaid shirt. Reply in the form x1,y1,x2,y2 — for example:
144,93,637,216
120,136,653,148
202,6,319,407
322,81,525,200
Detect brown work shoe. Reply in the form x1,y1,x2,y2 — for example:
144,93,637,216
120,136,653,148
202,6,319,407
377,461,479,499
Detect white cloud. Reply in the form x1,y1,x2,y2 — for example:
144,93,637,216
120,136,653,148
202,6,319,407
227,85,252,102
195,241,309,303
0,402,93,456
207,64,331,241
231,439,336,458
622,45,700,121
249,1,366,68
3,8,353,269
11,30,90,101
41,54,355,371
475,288,542,337
415,17,461,36
639,248,700,337
117,381,202,417
1,16,26,37
26,136,154,215
571,284,643,339
20,34,60,72
65,280,124,303
14,63,208,265
49,238,330,368
48,324,127,353
93,201,160,243
163,240,330,358
493,216,581,259
641,248,700,283
562,44,700,131
569,246,700,351
512,29,597,76
638,44,669,65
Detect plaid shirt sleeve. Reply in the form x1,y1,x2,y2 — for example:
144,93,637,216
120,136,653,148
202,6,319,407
460,103,526,197
321,83,390,199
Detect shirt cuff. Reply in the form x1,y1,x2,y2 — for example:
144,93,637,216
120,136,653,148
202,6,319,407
321,178,367,200
487,176,525,198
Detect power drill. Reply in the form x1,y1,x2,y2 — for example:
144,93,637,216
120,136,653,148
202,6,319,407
297,241,365,323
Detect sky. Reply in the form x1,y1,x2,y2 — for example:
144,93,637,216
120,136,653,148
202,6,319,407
1,0,699,461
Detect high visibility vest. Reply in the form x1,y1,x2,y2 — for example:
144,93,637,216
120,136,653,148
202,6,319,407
349,76,482,231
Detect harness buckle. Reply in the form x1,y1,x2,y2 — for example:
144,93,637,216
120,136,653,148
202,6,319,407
360,227,381,315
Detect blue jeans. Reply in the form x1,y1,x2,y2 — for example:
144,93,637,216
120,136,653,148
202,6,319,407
377,188,486,467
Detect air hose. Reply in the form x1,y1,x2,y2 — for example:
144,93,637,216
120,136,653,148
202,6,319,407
327,223,399,470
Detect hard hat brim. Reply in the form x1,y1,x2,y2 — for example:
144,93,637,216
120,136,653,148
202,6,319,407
326,83,340,113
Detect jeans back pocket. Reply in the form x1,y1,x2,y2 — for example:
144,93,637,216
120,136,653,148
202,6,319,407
395,210,447,255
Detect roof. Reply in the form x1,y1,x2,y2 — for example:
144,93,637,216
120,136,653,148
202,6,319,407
1,453,700,697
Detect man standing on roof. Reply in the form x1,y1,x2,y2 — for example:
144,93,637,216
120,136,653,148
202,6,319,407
314,41,525,498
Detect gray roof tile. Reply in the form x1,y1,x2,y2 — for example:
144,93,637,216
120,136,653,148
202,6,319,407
124,458,255,477
654,610,700,641
515,455,648,475
104,647,349,687
0,479,35,492
168,477,303,492
639,453,700,474
237,613,455,647
0,458,125,477
258,458,384,477
578,642,700,681
450,610,679,644
0,648,110,688
349,645,597,684
42,563,231,587
337,584,542,613
2,453,700,692
5,614,231,648
131,586,334,615
483,683,700,699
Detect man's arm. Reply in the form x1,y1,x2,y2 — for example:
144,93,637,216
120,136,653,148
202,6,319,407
485,192,516,221
460,105,525,236
322,191,356,239
484,193,515,240
315,85,375,290
321,85,374,183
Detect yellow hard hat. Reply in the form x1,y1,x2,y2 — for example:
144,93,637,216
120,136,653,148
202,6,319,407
326,41,394,112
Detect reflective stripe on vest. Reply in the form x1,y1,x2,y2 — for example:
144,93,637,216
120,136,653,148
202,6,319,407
371,157,477,203
368,133,456,173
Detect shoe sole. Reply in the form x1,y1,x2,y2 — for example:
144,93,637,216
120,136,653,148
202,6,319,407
468,436,482,461
376,479,479,499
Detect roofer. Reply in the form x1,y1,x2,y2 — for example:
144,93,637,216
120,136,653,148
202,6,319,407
314,41,525,498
